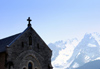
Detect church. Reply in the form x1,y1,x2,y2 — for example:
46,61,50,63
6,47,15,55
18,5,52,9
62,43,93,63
0,17,53,69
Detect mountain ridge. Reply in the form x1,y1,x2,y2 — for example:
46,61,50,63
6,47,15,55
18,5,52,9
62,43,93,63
48,32,100,69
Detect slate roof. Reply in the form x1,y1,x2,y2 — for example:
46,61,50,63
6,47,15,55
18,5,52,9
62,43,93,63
0,26,31,53
0,33,21,53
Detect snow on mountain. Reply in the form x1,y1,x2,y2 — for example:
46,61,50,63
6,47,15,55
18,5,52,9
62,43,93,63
48,38,79,69
67,33,100,69
91,32,100,45
48,40,66,61
48,32,100,69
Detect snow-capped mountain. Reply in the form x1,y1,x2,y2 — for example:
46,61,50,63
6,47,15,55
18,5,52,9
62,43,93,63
48,38,79,69
48,32,100,69
67,33,100,69
49,40,66,61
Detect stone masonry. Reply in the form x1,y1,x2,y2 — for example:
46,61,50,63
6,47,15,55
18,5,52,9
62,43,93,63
0,17,53,69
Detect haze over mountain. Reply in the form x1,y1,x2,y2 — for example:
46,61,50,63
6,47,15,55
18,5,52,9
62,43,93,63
48,32,100,69
75,60,100,69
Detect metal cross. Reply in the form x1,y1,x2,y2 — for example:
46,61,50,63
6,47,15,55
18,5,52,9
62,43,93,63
27,17,32,26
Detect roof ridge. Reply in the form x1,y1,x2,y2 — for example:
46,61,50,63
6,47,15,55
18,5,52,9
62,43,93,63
0,33,21,41
8,26,30,46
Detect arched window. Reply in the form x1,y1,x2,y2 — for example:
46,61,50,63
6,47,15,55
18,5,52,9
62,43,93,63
28,62,32,69
37,43,39,49
22,42,24,48
29,36,32,45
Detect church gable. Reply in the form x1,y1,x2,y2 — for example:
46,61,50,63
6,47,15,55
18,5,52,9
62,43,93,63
7,18,51,52
7,25,52,57
3,17,53,69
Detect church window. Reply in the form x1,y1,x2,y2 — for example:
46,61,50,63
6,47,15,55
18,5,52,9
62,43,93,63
29,36,32,45
28,62,32,69
22,42,24,47
5,53,8,66
37,43,39,49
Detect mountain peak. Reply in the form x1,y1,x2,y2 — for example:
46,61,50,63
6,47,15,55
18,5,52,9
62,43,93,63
48,32,100,69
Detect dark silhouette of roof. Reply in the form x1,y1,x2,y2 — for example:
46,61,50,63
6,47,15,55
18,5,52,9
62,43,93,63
0,26,30,53
0,33,21,53
0,17,33,53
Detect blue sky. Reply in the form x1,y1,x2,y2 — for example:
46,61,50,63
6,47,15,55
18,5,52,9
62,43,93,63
0,0,100,44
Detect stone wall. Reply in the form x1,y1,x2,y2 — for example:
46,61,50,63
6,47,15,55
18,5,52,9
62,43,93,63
7,27,52,69
0,52,6,69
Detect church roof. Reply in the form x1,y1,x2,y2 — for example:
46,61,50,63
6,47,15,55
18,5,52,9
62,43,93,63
0,33,21,53
0,17,51,53
0,25,32,53
0,23,31,53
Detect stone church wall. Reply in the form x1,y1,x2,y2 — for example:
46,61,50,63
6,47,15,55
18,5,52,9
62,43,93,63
6,27,52,69
0,52,6,69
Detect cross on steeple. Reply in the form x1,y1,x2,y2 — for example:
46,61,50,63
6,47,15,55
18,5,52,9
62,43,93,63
27,17,32,27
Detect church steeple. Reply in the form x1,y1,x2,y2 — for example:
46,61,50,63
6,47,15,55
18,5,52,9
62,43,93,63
27,17,32,27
